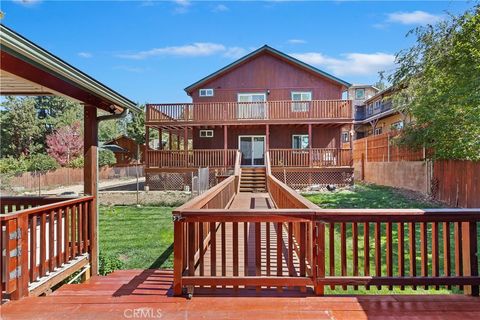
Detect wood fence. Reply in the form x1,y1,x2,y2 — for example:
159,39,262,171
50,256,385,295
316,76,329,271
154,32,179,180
353,132,425,162
433,160,480,208
3,165,144,192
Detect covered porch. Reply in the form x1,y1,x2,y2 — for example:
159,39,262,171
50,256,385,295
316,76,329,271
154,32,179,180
0,25,139,300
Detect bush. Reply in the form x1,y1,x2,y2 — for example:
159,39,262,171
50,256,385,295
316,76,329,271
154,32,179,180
98,251,124,276
68,156,84,168
0,156,29,175
27,153,59,172
99,149,116,167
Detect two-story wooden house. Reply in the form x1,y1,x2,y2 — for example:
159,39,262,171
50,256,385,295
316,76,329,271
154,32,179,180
145,45,354,190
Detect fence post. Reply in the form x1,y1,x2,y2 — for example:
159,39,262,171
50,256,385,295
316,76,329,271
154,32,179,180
462,221,479,296
173,218,184,296
387,133,390,162
314,222,325,295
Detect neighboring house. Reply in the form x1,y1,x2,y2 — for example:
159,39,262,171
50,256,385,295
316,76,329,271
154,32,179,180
102,135,145,166
145,45,354,190
353,86,409,139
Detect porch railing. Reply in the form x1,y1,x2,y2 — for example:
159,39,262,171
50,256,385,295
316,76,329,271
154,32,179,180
1,196,95,300
269,148,352,167
172,152,479,296
146,149,237,168
147,100,352,124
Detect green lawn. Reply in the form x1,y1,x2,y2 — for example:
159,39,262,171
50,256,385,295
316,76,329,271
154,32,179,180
99,206,174,270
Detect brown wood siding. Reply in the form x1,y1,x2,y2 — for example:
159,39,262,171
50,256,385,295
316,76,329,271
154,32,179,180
107,136,145,166
192,125,343,149
190,52,343,103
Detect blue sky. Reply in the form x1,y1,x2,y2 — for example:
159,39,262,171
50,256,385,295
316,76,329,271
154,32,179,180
1,0,474,104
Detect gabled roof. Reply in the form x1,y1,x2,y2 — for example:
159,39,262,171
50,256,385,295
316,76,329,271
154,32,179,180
184,45,351,94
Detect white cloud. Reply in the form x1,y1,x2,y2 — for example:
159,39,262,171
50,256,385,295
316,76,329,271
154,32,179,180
113,66,145,73
291,52,395,77
118,43,246,60
387,11,442,25
173,0,191,14
12,0,41,5
213,4,229,12
78,52,93,58
287,39,306,45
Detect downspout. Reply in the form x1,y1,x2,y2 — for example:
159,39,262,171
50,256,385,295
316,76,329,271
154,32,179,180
93,106,130,274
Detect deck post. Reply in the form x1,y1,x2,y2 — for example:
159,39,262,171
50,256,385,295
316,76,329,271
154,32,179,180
169,130,173,150
350,123,354,166
173,219,184,296
308,124,313,167
266,124,270,152
177,131,181,150
184,127,188,167
158,128,162,150
462,221,479,296
84,104,98,276
224,125,228,167
10,213,29,300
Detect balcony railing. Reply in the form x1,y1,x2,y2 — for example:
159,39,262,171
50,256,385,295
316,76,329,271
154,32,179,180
269,148,352,167
147,100,352,124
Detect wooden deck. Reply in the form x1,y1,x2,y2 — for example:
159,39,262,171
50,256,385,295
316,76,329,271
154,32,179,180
2,269,480,319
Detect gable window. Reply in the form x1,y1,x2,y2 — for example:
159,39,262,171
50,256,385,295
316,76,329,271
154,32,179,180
199,88,214,97
292,134,309,149
355,88,365,100
341,131,350,143
199,129,214,138
374,127,382,135
291,91,312,112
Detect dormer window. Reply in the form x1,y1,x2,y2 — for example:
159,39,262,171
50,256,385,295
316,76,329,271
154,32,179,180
355,88,365,100
199,88,214,97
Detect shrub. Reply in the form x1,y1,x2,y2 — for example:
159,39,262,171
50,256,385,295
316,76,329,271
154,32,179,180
68,156,84,168
98,251,124,276
0,156,28,175
27,153,59,172
99,149,116,167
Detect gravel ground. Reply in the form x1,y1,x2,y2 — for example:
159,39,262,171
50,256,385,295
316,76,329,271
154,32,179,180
99,190,192,207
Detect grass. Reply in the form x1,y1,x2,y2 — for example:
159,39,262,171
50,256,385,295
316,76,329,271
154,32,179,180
99,206,174,270
302,183,439,209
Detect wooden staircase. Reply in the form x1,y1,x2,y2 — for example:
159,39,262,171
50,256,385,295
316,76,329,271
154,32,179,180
239,167,266,192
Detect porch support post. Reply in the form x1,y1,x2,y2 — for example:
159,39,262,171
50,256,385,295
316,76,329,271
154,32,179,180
177,131,181,150
158,128,162,150
462,221,479,296
184,126,188,167
308,124,313,167
84,104,98,276
350,123,354,166
223,125,228,167
266,124,270,151
169,130,173,150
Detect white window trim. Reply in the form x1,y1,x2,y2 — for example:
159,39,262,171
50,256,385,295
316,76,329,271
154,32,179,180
374,127,382,135
341,131,350,143
292,134,309,149
199,129,214,138
291,91,312,112
199,88,214,97
355,88,365,100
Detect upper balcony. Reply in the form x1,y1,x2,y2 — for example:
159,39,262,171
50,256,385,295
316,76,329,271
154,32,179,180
146,100,352,126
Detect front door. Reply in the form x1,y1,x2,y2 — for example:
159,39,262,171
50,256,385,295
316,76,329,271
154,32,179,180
239,136,266,166
237,93,267,119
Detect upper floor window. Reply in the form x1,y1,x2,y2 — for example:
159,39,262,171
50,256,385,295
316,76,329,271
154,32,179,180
374,127,383,135
199,88,214,97
367,104,373,115
292,134,309,149
291,91,312,112
391,121,404,131
374,100,381,110
355,88,365,100
341,132,350,143
199,129,214,138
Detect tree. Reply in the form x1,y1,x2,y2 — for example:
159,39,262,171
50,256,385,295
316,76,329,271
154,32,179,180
0,96,43,157
389,5,480,160
126,105,146,145
46,122,83,166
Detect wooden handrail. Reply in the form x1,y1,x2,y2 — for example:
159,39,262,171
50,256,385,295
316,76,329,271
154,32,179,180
1,196,95,300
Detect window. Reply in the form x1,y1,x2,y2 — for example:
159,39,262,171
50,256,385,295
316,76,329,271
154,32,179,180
291,91,312,112
199,88,214,97
355,88,365,100
374,100,381,110
292,134,309,149
341,132,350,143
367,104,373,115
199,129,214,138
374,127,383,135
391,121,404,131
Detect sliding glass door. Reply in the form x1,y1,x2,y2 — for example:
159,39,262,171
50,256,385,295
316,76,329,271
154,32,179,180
239,135,266,166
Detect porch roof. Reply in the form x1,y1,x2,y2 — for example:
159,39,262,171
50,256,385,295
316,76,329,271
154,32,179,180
0,24,140,114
